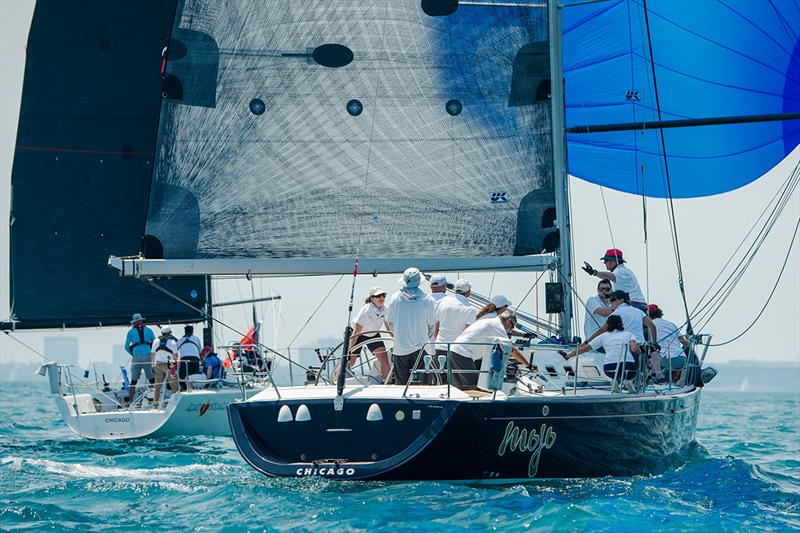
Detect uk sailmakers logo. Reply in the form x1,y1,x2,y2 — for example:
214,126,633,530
497,421,557,477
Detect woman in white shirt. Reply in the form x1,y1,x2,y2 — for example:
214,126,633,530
562,315,641,383
349,286,390,378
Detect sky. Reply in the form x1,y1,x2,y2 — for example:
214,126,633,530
1,0,798,368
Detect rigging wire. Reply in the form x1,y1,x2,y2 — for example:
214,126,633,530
285,275,346,349
140,277,319,376
707,215,799,347
689,163,799,316
2,331,50,362
641,0,693,334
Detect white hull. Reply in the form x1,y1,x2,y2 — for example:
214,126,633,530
54,388,261,440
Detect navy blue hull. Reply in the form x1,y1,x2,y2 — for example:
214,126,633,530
228,388,701,481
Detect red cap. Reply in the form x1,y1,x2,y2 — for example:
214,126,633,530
648,304,658,312
600,248,625,262
200,346,212,356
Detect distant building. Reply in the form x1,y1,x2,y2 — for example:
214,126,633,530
112,344,128,366
43,337,78,365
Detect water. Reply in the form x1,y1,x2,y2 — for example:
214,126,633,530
1,369,798,531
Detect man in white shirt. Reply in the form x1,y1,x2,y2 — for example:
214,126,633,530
176,325,202,390
435,280,477,378
427,273,448,357
449,310,531,389
583,279,613,341
151,326,179,405
585,290,657,345
385,267,436,386
582,248,648,312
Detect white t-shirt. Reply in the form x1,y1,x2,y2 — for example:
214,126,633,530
583,295,608,340
451,317,507,361
385,290,436,355
151,337,178,363
177,335,202,358
352,303,386,337
479,311,497,320
430,291,447,310
611,303,646,343
435,294,477,351
612,264,645,303
589,330,636,366
653,317,683,360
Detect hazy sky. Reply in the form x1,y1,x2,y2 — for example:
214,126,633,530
1,0,798,368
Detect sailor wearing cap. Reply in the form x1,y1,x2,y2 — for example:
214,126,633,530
385,267,436,385
582,248,648,312
434,278,477,361
348,286,390,379
151,326,179,405
125,313,156,403
476,294,512,320
584,290,657,346
428,274,448,307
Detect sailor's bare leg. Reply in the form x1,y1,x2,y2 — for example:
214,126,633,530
373,347,390,379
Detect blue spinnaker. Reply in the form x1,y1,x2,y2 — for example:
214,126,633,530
564,0,800,198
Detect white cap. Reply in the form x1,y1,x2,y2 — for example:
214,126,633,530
398,267,421,288
453,279,471,294
161,326,172,335
369,286,387,297
429,273,447,287
491,295,512,308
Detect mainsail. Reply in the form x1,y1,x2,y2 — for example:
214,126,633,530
144,1,558,263
6,1,207,329
563,0,800,198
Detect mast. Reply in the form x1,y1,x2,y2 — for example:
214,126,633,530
548,0,573,341
203,275,214,350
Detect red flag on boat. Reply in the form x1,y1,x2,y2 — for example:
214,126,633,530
224,325,257,368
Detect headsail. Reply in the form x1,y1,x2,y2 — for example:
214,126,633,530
6,1,207,329
144,1,558,266
563,0,800,198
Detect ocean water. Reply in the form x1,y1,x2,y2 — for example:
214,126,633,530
1,369,798,532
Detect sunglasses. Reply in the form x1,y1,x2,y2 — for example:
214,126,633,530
609,296,622,301
372,294,386,298
598,287,611,291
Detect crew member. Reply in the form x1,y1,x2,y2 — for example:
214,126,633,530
151,326,178,405
649,304,689,382
582,248,647,312
349,286,390,379
385,267,436,385
434,279,477,382
176,325,202,390
124,313,156,403
449,310,531,390
562,315,641,386
584,279,614,341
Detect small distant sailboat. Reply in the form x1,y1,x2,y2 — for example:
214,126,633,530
739,377,751,393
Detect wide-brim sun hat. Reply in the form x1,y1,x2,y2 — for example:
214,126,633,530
398,267,421,288
130,313,146,324
161,326,172,335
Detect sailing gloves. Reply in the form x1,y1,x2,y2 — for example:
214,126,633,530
581,262,598,276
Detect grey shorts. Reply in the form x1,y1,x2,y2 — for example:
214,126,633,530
130,354,154,384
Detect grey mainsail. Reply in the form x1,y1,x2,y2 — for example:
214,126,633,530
145,1,557,262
